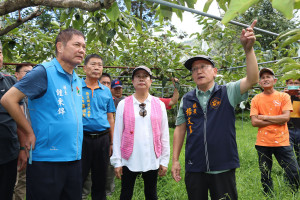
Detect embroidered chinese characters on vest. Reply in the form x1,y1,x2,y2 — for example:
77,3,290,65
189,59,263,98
121,95,162,160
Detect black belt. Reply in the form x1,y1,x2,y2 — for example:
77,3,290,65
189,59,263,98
84,129,109,139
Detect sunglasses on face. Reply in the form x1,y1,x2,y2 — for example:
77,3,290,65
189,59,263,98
139,103,147,117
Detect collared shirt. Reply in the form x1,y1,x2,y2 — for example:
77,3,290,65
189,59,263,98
176,80,248,125
175,80,248,174
110,94,170,172
82,79,115,132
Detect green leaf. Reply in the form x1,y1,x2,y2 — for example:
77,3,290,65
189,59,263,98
280,64,300,73
280,33,300,48
221,0,259,24
118,32,129,43
116,40,124,49
278,29,300,40
272,0,294,19
203,0,213,12
275,57,297,65
160,5,172,19
107,29,117,39
72,19,80,30
162,76,168,87
106,37,112,45
60,10,69,22
106,2,120,22
113,46,119,57
280,70,300,81
124,0,131,11
133,18,142,32
99,33,107,44
295,0,300,9
119,20,130,29
217,0,230,11
50,21,60,27
87,30,96,44
175,8,183,21
185,0,196,8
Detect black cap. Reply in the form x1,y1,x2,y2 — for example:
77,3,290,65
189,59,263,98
184,55,215,71
132,66,152,79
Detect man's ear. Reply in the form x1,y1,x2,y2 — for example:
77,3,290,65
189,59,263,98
56,42,63,53
213,67,218,78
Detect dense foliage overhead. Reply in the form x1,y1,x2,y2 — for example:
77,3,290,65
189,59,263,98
0,0,299,90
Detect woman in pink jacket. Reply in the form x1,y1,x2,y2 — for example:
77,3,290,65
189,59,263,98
110,66,170,200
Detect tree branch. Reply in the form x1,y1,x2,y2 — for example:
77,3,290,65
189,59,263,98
0,9,42,36
0,0,115,16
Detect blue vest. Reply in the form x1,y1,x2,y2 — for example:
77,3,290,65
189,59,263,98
28,58,83,161
182,84,239,172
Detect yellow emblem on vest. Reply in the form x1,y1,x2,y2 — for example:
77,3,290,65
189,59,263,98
210,97,221,109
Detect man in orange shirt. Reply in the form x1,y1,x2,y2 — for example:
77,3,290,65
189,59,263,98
250,68,300,194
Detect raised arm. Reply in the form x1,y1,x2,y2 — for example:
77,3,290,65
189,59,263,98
1,87,36,150
169,78,179,107
240,20,259,94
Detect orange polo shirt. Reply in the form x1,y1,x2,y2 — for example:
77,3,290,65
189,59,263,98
250,91,293,147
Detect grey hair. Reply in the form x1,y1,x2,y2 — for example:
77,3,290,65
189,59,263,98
0,41,2,50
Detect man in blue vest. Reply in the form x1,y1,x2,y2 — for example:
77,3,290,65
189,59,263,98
1,28,86,200
171,20,259,200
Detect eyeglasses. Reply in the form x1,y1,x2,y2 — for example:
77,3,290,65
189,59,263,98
191,65,212,73
139,103,147,117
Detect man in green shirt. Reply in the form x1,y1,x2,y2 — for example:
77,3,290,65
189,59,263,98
171,20,259,200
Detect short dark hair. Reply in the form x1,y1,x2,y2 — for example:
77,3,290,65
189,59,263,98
16,62,33,72
55,28,85,55
286,78,300,83
84,54,103,65
100,72,111,81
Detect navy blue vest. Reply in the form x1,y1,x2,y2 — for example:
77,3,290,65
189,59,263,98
29,58,83,161
182,84,239,172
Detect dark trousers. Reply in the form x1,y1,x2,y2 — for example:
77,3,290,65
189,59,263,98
185,169,237,200
82,133,109,200
290,127,300,166
255,145,300,194
26,160,82,200
0,158,17,200
120,166,158,200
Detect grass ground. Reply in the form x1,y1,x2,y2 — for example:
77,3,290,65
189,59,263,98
104,112,300,200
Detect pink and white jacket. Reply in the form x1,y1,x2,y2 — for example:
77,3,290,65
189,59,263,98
121,95,162,160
